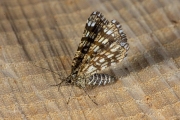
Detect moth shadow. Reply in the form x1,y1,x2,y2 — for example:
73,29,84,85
107,41,180,79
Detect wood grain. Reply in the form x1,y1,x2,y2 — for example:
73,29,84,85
0,0,180,119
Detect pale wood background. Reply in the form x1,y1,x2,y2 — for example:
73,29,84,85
0,0,180,120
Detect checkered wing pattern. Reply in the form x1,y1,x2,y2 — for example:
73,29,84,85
78,19,129,75
71,11,109,74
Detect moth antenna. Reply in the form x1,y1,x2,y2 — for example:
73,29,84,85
33,64,66,90
33,64,62,76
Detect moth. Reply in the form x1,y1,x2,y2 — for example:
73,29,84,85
54,11,129,104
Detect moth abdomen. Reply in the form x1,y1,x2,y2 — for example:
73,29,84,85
88,73,115,86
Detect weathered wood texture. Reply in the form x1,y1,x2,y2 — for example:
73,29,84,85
0,0,180,120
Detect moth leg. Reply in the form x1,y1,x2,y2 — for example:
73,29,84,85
82,87,98,105
67,85,73,104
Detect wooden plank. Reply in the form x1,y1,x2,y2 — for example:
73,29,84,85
0,0,180,119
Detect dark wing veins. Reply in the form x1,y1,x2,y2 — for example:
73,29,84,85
78,20,129,75
71,11,109,74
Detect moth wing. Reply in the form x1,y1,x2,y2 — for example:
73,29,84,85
71,11,109,73
78,20,129,75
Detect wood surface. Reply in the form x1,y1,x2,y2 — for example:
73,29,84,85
0,0,180,120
